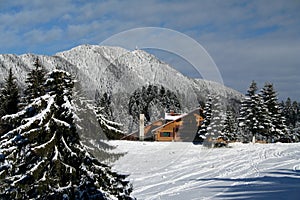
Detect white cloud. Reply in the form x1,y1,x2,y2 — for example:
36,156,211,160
24,28,63,44
0,0,299,99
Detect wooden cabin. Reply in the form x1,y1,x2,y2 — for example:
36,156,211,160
124,108,204,142
122,118,165,141
152,108,204,142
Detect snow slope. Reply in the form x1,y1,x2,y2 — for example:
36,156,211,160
109,141,300,200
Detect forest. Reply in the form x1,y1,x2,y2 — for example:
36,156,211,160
197,81,300,145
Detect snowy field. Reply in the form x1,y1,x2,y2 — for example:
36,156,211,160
109,141,300,200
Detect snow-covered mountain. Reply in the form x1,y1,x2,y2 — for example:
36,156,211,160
0,45,243,133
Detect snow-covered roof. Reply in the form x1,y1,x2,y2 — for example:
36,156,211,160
151,108,202,134
164,112,186,121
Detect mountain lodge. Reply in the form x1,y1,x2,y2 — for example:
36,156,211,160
124,108,204,142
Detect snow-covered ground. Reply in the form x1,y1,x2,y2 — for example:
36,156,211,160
109,141,300,200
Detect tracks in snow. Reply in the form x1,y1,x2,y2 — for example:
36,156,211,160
110,141,300,200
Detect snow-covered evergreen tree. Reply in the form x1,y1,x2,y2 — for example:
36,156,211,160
0,68,20,135
128,85,181,124
0,68,19,118
283,98,292,127
260,83,288,142
282,98,299,129
0,70,133,199
23,58,47,104
196,95,227,147
95,92,125,140
291,101,300,141
163,90,181,113
239,81,289,143
222,109,238,142
254,93,272,141
238,81,262,142
208,95,226,146
297,101,300,126
95,92,113,120
291,100,299,128
197,95,212,143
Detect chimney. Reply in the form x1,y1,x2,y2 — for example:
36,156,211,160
170,110,175,115
139,114,144,141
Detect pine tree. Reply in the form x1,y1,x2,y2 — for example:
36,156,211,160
208,95,226,147
0,68,19,117
260,83,288,142
95,92,113,120
128,84,181,124
95,93,125,140
282,98,291,127
0,70,133,199
24,58,47,104
283,98,299,129
128,87,144,122
197,95,212,143
291,100,299,128
238,81,261,142
0,68,20,135
222,109,238,142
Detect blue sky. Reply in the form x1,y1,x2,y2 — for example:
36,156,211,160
0,0,299,100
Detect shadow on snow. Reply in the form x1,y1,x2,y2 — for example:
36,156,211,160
195,169,300,200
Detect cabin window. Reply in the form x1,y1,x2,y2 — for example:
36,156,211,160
160,132,171,137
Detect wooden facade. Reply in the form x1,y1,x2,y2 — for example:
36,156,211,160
124,108,204,142
154,119,181,141
152,108,204,142
122,119,165,141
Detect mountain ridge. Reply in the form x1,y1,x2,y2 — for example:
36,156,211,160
0,44,244,133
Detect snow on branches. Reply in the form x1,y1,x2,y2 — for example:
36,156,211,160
0,69,133,199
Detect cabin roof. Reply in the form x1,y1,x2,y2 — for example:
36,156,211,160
165,113,185,121
122,118,164,140
151,107,202,133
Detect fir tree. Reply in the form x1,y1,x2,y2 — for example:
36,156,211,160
282,98,299,129
260,83,288,142
254,93,271,141
95,92,125,140
197,95,212,142
207,95,226,147
238,81,262,142
0,68,20,135
95,92,113,120
298,102,300,127
24,58,47,104
291,100,299,128
222,109,238,142
0,70,133,199
0,68,19,117
128,85,181,124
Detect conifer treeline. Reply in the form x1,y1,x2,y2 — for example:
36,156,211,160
94,84,182,140
0,59,133,199
197,81,300,144
128,84,181,123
